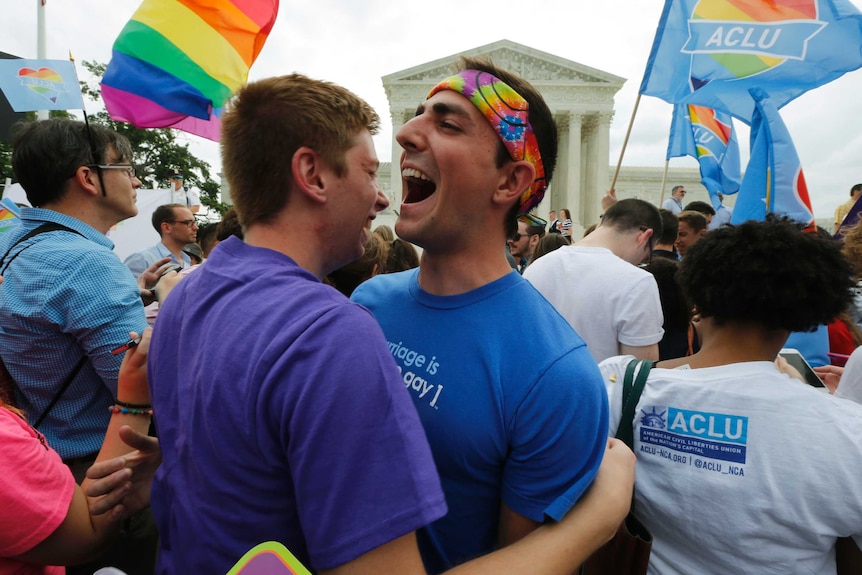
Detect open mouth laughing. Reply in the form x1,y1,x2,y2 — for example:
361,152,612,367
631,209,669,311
402,168,436,204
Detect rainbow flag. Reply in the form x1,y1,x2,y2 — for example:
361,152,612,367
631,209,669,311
640,0,862,122
101,0,279,141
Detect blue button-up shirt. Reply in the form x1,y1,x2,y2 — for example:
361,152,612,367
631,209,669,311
124,241,190,278
0,208,147,459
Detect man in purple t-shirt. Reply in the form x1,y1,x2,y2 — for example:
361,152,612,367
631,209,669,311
148,74,634,575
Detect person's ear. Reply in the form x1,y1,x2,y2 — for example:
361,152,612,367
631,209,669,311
73,165,101,197
493,160,535,207
291,146,329,204
640,227,654,247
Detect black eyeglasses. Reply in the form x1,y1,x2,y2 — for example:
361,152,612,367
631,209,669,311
509,232,534,241
168,219,198,227
88,163,139,179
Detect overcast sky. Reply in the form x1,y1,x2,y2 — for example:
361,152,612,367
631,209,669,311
4,0,862,218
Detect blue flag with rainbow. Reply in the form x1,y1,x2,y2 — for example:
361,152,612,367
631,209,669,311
0,58,84,112
667,103,741,207
0,198,21,234
731,88,814,227
640,0,862,122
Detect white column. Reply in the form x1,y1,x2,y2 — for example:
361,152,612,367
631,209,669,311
593,111,613,221
566,112,582,229
390,109,406,206
582,116,598,227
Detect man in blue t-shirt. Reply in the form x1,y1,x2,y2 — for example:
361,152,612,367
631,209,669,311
352,60,610,573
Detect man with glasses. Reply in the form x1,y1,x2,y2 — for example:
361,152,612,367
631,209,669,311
0,118,159,573
124,203,198,277
507,213,546,273
525,198,664,363
662,184,686,214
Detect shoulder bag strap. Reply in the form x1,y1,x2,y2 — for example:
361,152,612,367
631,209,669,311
0,221,83,276
616,359,652,448
0,221,88,427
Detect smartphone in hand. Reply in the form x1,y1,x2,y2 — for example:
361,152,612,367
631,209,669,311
779,348,825,388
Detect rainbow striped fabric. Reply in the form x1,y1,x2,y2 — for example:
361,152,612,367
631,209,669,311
102,0,279,141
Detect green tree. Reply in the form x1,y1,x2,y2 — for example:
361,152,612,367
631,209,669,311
79,60,228,216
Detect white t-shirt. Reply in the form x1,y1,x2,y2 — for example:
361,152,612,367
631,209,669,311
600,355,862,575
524,246,663,362
837,346,862,404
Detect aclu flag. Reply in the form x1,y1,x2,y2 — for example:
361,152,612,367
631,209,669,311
640,0,862,122
0,59,84,112
667,103,741,207
731,88,814,227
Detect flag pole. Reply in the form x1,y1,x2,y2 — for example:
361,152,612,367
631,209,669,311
36,0,48,120
69,51,107,194
610,92,641,192
658,159,669,205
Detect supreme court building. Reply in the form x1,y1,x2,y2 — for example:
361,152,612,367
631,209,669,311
374,39,708,236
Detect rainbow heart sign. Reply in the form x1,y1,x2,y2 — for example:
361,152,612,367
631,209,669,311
640,0,862,122
18,66,66,103
0,58,84,112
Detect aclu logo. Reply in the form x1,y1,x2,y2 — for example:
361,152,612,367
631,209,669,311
667,407,748,444
683,19,826,62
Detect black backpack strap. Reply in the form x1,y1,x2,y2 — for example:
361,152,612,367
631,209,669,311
0,222,84,276
0,221,88,427
616,359,653,448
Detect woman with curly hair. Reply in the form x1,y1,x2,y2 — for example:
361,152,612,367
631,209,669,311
599,218,862,574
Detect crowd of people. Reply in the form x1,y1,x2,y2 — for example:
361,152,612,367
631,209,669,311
1,55,861,575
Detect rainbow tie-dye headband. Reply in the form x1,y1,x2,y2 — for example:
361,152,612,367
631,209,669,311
427,69,547,215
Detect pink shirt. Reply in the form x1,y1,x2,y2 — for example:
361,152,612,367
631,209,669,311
0,407,74,574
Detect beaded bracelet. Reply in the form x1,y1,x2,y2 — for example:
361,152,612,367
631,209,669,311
109,405,154,416
114,399,152,409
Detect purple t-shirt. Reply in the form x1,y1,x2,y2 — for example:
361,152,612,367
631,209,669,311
149,237,446,572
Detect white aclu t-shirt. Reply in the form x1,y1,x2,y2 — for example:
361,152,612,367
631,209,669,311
599,356,862,575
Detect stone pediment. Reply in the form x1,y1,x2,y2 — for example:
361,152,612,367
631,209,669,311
383,39,626,87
